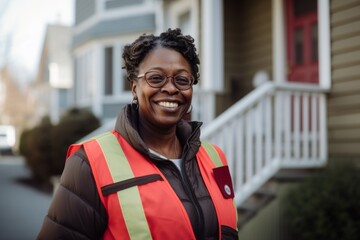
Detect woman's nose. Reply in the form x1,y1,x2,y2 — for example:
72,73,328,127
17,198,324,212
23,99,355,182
161,77,179,93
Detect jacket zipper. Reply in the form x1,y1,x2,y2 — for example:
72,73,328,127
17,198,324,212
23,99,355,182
151,123,205,239
180,160,205,239
181,124,205,239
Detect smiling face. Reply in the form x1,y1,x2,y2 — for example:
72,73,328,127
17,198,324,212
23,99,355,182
132,47,193,130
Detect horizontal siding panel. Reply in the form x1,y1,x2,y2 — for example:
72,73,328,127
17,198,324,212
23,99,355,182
226,34,271,52
237,23,271,42
329,128,360,141
228,45,272,62
230,55,272,72
234,2,270,21
332,20,360,39
328,94,360,109
329,142,360,155
328,112,360,127
231,67,273,82
225,55,272,69
235,12,272,29
332,64,360,80
331,5,360,25
332,49,360,67
332,35,360,53
329,0,360,157
331,79,360,94
331,0,360,11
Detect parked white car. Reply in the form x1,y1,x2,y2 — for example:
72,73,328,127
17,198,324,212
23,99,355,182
0,125,15,155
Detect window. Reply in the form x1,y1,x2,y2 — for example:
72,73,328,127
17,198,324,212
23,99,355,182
311,23,318,61
75,50,94,102
167,0,198,41
178,10,191,35
102,42,130,98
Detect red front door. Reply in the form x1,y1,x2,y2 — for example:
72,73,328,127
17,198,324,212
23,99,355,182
286,0,318,84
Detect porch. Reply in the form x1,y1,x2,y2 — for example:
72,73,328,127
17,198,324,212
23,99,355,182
197,78,328,227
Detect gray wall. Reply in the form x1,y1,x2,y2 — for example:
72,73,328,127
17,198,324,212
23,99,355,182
75,0,96,25
73,14,156,47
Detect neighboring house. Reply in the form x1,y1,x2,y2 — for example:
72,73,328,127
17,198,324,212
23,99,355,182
72,0,360,238
34,24,73,124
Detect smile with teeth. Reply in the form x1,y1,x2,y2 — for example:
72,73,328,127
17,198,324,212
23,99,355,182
158,101,179,108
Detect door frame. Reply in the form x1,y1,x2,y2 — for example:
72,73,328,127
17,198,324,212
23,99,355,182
272,0,331,89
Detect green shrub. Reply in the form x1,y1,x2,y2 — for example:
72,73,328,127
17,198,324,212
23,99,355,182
19,128,31,159
284,161,360,240
51,108,100,176
20,108,100,183
22,116,54,181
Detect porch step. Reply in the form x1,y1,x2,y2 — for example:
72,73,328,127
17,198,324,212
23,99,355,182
271,169,317,182
237,187,276,227
237,168,317,228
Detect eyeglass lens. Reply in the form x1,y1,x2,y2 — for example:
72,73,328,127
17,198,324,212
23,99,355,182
144,71,193,90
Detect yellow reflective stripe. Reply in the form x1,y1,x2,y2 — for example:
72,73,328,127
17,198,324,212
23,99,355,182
96,133,152,240
201,141,239,229
77,132,110,144
201,141,223,167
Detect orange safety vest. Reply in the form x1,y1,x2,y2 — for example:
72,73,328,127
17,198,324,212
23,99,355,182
67,130,238,240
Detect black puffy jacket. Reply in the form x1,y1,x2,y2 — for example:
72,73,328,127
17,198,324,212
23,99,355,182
37,105,238,239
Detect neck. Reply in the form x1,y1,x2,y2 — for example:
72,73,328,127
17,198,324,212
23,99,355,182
139,122,181,159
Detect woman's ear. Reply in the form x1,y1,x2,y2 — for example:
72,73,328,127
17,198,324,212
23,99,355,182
131,80,137,98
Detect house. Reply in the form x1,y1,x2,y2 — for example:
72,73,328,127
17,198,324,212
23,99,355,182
34,24,73,124
72,0,360,238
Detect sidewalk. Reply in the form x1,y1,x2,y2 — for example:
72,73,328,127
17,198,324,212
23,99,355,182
0,156,52,240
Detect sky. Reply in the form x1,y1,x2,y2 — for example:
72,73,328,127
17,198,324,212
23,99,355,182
0,0,74,84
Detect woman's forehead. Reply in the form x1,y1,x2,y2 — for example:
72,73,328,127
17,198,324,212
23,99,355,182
139,47,191,72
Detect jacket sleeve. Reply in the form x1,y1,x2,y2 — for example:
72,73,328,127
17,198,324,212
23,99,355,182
37,148,108,240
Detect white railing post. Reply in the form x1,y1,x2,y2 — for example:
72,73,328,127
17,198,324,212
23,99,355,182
319,94,328,163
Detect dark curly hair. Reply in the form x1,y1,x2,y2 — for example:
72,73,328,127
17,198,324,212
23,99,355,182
122,28,200,85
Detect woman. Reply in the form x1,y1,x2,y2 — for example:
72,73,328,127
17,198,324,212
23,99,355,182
38,28,238,240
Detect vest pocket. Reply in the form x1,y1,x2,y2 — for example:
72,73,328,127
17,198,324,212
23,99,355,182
221,225,238,239
101,174,163,196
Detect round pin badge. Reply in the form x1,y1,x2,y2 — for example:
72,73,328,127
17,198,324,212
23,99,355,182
224,184,231,196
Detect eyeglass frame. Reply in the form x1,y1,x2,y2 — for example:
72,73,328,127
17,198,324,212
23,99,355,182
137,70,194,90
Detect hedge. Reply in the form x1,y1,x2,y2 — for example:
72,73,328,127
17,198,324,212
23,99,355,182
19,108,100,182
284,161,360,240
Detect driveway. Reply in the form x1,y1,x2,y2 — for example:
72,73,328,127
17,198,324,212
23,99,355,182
0,156,52,240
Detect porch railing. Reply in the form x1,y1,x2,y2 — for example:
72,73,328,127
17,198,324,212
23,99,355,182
200,81,328,206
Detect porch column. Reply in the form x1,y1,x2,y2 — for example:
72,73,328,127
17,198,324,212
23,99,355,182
201,0,224,91
318,0,331,90
272,0,286,83
93,44,103,118
200,0,223,123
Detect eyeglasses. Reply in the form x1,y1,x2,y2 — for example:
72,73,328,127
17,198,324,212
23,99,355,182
137,70,194,90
